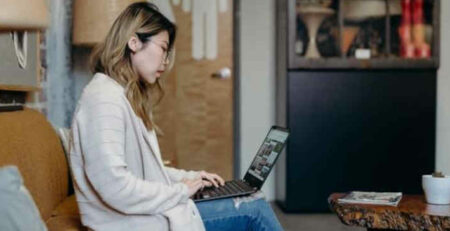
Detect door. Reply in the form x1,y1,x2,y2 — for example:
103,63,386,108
154,0,234,180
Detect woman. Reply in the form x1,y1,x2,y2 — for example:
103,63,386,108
69,2,283,231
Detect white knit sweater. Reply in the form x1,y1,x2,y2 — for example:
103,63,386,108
69,73,205,231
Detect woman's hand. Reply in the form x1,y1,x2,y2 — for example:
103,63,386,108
181,178,212,196
198,171,225,188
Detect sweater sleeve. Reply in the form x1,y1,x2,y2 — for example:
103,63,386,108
164,167,200,183
76,95,190,215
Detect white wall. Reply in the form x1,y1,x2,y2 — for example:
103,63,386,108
436,2,450,174
239,0,277,200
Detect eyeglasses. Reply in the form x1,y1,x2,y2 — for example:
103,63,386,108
135,33,172,64
148,40,171,64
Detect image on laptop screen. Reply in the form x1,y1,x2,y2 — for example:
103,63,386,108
247,128,289,181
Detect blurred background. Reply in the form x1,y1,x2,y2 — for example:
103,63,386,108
0,0,449,230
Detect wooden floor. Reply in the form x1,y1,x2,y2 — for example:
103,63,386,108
271,203,365,231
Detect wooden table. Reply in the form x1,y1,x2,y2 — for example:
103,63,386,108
328,193,450,231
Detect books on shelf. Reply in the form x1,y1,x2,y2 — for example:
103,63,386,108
338,191,403,206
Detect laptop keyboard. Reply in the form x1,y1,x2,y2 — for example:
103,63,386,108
193,180,255,202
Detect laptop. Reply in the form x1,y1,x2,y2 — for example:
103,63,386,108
193,126,289,202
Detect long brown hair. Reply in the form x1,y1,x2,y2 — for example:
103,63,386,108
90,2,176,131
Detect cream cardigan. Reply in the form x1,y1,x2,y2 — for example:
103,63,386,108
69,73,205,231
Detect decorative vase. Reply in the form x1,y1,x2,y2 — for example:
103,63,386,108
297,6,334,58
399,0,415,58
412,0,430,58
422,175,450,205
341,26,360,56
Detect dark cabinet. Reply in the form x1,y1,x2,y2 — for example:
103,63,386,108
276,70,436,212
275,0,440,212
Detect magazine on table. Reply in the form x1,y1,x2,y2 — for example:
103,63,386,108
338,191,403,206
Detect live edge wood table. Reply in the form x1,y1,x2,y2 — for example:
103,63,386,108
328,193,450,231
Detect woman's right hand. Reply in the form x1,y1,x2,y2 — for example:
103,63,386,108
181,178,212,197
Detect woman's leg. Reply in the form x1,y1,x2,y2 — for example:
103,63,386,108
195,197,283,231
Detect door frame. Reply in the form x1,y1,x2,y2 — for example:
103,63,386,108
233,0,241,179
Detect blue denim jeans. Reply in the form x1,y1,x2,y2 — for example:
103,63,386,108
196,197,284,231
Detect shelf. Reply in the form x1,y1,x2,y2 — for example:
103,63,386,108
0,84,41,92
289,57,439,70
285,0,440,70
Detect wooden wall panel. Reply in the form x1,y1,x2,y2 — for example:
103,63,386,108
155,1,234,180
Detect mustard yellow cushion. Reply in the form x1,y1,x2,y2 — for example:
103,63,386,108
51,195,79,217
48,195,85,231
0,108,69,220
46,216,86,231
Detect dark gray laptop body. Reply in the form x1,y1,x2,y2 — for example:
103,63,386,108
193,126,289,202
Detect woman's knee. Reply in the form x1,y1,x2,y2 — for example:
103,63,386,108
237,199,269,215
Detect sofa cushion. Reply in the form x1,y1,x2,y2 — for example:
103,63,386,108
0,108,69,221
46,216,86,231
0,166,47,231
55,127,71,156
51,195,79,217
48,195,85,231
54,126,74,194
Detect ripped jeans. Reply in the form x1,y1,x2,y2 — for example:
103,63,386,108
195,194,284,231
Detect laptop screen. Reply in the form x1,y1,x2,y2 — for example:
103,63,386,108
243,126,289,189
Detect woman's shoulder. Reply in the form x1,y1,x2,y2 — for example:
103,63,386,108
89,73,124,93
79,73,126,105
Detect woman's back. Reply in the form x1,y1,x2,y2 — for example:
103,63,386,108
70,73,174,230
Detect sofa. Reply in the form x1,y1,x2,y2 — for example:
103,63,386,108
0,108,85,230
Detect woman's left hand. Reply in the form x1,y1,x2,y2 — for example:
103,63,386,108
198,171,225,188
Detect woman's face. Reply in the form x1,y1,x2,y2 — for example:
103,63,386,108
129,31,169,84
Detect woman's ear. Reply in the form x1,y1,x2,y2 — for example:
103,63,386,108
128,36,142,52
